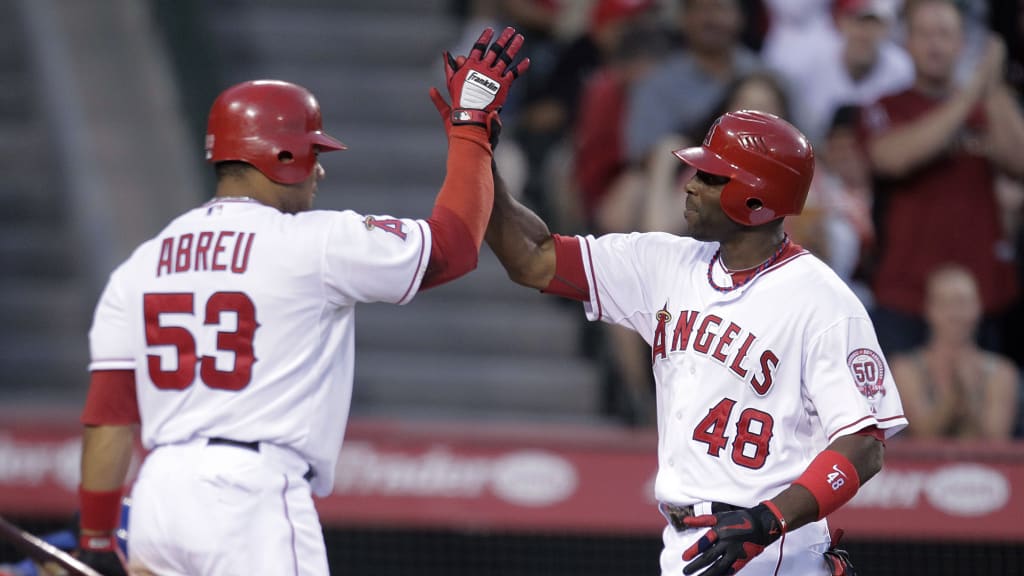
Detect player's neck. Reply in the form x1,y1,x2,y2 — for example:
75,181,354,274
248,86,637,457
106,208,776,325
215,176,281,211
718,229,787,272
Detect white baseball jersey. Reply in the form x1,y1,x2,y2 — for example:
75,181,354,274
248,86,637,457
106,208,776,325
578,232,907,507
88,197,431,496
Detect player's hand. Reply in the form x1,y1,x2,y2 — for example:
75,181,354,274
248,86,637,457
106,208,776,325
681,502,784,576
429,26,530,147
77,532,128,576
823,529,857,576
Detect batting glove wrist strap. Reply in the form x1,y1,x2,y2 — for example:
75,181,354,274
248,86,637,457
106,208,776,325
79,533,117,552
451,109,491,127
451,110,502,149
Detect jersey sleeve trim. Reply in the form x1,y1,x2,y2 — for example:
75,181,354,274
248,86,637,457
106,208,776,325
88,359,136,371
828,414,908,442
396,219,431,305
581,236,603,321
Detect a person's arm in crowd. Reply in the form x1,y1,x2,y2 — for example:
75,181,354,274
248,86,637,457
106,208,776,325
890,354,960,438
501,0,557,34
868,39,998,179
640,134,691,233
981,39,1024,178
975,355,1020,439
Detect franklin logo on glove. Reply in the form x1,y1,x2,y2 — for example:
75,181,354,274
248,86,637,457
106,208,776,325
467,71,500,94
461,71,501,109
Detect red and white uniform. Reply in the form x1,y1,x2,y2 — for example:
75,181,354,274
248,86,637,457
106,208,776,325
91,198,430,493
572,232,907,575
89,197,430,574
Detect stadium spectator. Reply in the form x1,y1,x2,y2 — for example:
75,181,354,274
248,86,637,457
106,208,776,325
759,0,839,86
892,265,1020,440
861,0,1024,356
572,18,670,234
775,0,913,146
567,18,671,426
624,0,760,165
807,104,876,301
517,0,658,223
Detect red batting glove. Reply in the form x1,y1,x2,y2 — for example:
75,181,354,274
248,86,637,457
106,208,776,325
428,27,530,147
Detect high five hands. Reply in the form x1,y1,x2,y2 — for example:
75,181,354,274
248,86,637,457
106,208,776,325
429,27,531,147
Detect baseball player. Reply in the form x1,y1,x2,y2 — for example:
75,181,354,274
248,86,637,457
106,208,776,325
75,27,529,576
484,110,907,575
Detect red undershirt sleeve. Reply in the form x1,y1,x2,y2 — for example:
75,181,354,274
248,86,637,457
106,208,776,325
81,370,140,426
542,234,590,301
422,125,492,290
853,425,885,444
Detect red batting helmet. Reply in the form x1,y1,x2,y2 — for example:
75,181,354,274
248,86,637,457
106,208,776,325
205,80,346,185
674,110,814,226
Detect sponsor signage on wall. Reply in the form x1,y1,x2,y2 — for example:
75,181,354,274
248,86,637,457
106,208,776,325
0,414,1021,540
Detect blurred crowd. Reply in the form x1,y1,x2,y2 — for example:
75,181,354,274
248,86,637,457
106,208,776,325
449,0,1024,439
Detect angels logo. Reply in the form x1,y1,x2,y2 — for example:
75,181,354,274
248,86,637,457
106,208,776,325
363,215,407,240
847,348,886,399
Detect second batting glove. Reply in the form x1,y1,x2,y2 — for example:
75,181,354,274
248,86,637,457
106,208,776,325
681,502,785,576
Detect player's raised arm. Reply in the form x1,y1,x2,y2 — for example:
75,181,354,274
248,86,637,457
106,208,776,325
484,163,558,291
420,27,530,290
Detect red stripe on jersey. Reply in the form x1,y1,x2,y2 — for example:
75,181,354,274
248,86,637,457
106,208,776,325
854,425,885,442
398,220,428,301
726,240,809,286
543,234,590,302
584,237,603,320
828,415,905,441
81,370,140,425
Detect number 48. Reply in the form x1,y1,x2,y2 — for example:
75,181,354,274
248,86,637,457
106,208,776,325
692,398,775,469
